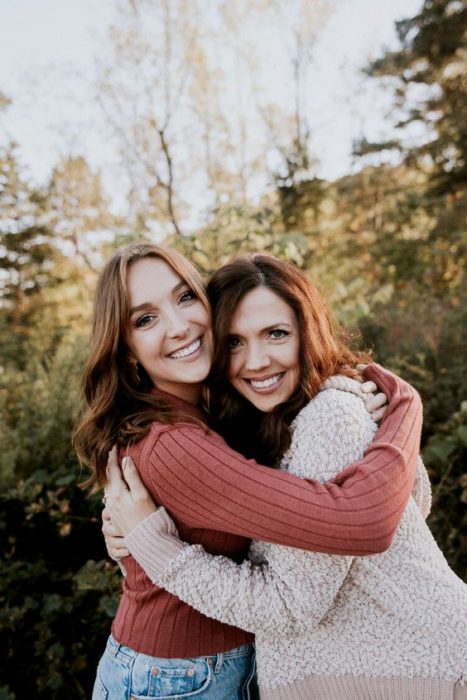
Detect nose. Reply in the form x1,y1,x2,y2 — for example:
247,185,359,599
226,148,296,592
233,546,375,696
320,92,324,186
166,308,190,338
245,342,270,372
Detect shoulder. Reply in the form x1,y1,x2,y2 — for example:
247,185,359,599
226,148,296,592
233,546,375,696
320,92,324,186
292,387,376,455
149,418,208,438
283,382,377,480
147,419,239,464
293,382,374,433
132,420,228,490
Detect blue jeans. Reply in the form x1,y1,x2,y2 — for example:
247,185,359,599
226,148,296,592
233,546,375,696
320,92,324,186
92,635,257,700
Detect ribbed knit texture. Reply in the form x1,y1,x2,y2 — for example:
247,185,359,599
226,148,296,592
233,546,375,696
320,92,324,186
263,675,464,700
125,377,467,698
113,364,422,659
125,509,186,576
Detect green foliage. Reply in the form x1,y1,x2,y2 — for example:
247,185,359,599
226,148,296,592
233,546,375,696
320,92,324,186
0,145,121,697
0,144,58,309
349,0,467,576
364,0,467,191
359,295,467,578
0,1,465,696
0,333,87,486
0,466,121,699
169,202,310,275
0,317,120,697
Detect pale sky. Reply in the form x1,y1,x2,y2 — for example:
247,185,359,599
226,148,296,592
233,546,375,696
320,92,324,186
0,0,424,217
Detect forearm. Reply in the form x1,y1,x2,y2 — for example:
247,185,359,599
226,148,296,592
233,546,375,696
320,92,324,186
126,509,351,636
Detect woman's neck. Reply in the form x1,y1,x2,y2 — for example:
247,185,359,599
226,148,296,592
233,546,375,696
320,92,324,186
153,382,203,406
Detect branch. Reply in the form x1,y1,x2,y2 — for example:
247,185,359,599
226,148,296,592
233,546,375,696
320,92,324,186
158,127,182,237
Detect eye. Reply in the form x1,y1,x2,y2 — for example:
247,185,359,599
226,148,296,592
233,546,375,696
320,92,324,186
178,289,196,304
269,328,289,340
135,314,157,328
227,336,242,350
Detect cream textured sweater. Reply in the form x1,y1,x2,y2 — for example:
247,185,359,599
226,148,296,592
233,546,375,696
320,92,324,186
126,377,467,699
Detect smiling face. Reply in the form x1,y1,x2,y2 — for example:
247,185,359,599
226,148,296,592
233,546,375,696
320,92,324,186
227,286,300,413
126,256,212,404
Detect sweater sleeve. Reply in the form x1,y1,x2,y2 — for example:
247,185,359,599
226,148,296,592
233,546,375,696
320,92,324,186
411,457,432,519
125,390,378,635
142,364,422,555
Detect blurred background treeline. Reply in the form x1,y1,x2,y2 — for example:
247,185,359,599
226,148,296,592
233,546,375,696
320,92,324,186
0,0,465,697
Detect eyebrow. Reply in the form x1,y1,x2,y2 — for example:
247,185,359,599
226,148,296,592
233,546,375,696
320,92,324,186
129,280,187,316
230,322,294,335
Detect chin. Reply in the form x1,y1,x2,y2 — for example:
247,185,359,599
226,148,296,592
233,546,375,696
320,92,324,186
248,397,278,413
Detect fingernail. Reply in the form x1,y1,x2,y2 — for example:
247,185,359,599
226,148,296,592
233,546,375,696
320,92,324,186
122,457,130,470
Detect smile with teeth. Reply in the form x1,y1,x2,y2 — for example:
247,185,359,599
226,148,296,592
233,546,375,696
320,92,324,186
169,337,202,359
247,373,283,389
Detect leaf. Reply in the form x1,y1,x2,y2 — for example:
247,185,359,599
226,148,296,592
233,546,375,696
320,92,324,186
23,596,39,611
32,470,49,485
48,642,65,660
98,593,119,618
42,594,62,616
47,670,64,690
456,425,467,446
423,436,457,464
55,473,75,486
73,560,109,592
58,522,72,537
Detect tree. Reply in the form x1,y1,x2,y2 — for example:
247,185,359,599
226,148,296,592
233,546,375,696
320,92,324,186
47,157,119,273
358,0,467,191
96,0,213,236
0,145,60,362
350,0,467,576
349,0,466,305
95,0,335,232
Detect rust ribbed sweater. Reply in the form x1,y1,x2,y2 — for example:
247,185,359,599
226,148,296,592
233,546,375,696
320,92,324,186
111,364,422,658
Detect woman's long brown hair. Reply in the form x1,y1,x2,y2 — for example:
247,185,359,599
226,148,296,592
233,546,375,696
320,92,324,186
207,254,371,466
73,242,210,490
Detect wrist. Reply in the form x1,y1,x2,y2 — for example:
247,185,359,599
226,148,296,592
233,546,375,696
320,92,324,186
125,509,185,581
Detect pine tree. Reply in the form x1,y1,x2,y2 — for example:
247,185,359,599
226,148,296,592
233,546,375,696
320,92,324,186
360,0,467,194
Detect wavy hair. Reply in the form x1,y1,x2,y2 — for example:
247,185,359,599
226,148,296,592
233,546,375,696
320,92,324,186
207,254,370,465
73,242,210,490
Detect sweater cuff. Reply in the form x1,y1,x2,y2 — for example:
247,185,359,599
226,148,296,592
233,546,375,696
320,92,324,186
124,509,185,582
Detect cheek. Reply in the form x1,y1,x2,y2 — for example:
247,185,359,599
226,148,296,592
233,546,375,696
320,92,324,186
285,343,301,388
130,331,163,365
290,338,300,370
195,304,211,329
204,326,214,351
281,342,300,371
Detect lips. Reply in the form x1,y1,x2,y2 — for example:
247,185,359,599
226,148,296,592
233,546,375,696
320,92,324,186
169,337,202,359
244,372,285,393
249,373,283,389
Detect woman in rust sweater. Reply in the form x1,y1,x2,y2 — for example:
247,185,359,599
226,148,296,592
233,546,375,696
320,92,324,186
74,242,422,700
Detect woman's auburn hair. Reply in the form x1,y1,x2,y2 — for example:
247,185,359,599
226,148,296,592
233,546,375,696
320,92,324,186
73,241,210,490
206,254,371,466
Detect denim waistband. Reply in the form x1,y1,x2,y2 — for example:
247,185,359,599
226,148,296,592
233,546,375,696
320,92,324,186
107,634,253,664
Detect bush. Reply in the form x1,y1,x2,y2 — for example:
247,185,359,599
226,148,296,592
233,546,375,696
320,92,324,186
359,296,467,579
0,465,121,699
